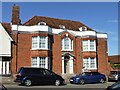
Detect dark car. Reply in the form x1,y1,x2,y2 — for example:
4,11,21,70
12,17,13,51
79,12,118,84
15,67,65,86
70,72,106,84
105,81,120,90
108,71,120,82
0,84,7,90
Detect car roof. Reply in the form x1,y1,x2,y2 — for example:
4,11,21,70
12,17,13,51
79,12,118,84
20,67,48,70
110,71,120,72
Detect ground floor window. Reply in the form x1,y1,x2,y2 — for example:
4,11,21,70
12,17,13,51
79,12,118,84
0,57,11,75
32,57,49,69
83,57,97,69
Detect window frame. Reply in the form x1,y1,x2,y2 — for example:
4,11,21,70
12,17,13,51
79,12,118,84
61,37,73,51
83,57,97,70
32,36,49,50
82,40,96,51
31,57,49,69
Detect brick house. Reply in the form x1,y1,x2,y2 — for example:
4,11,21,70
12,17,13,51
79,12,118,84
108,55,120,71
1,5,109,76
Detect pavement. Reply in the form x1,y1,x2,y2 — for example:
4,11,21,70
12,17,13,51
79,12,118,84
0,76,15,85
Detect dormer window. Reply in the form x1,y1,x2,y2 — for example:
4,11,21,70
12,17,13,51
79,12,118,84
59,25,65,29
79,26,87,31
38,22,46,25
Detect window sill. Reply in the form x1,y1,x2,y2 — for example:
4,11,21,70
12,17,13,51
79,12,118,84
31,48,50,51
87,68,97,70
61,50,73,52
82,51,96,52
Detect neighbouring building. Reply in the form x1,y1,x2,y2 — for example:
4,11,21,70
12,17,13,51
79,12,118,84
0,23,13,75
108,55,120,71
1,5,109,76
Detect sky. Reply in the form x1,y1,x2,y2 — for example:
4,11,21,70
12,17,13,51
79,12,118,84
1,2,118,55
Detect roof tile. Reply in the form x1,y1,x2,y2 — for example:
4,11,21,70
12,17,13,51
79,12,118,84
23,16,93,31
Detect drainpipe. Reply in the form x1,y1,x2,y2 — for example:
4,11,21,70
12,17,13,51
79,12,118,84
80,37,83,73
16,26,19,73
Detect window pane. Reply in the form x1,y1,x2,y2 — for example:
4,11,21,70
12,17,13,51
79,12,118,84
62,39,64,50
39,57,46,68
32,36,38,49
64,37,69,50
32,57,38,67
90,40,95,50
90,58,95,68
62,37,73,51
83,58,89,68
39,37,46,48
71,39,73,50
83,40,88,51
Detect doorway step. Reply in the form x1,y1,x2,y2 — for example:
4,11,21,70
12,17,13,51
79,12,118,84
62,74,76,83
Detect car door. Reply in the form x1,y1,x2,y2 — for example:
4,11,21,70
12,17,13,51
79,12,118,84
31,68,45,84
42,69,56,85
85,72,98,83
84,72,94,83
91,72,102,83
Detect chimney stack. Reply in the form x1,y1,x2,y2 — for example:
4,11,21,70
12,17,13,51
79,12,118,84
11,4,21,25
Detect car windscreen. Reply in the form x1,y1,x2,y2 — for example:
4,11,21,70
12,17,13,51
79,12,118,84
111,81,120,89
110,71,118,75
81,72,91,76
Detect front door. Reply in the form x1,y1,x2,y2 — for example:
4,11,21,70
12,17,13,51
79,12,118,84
62,55,74,74
64,59,69,74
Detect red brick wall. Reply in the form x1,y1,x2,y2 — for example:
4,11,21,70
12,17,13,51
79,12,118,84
11,31,108,76
11,32,17,74
11,32,52,74
74,37,82,74
97,38,108,75
52,35,62,75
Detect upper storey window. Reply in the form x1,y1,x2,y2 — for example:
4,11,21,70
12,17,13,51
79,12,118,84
38,22,46,25
32,36,48,50
79,26,87,31
62,37,73,51
82,40,96,51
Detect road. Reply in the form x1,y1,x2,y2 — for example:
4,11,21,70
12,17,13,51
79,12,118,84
3,82,115,90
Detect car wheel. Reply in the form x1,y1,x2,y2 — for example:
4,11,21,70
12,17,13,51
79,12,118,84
55,80,60,86
24,79,32,86
100,78,105,83
80,79,84,85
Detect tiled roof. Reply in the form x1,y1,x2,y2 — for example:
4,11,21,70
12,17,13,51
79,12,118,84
1,23,12,34
23,16,93,31
108,55,120,64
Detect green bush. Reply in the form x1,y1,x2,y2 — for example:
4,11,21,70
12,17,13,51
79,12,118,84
110,63,120,69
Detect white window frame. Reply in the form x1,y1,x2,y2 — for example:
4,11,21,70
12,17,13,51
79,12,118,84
83,57,97,70
61,37,73,51
32,36,38,49
32,57,49,69
82,40,96,51
32,36,49,50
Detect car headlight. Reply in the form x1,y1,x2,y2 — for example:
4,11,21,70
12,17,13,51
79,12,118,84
115,75,118,79
76,77,80,80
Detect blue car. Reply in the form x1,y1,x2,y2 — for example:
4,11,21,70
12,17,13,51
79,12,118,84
70,72,106,85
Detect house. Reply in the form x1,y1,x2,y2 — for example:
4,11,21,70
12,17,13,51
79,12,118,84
1,5,109,76
0,23,13,75
108,55,120,71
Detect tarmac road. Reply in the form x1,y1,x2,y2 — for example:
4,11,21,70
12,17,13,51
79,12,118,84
3,82,115,90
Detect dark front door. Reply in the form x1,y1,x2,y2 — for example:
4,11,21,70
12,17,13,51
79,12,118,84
64,55,70,74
